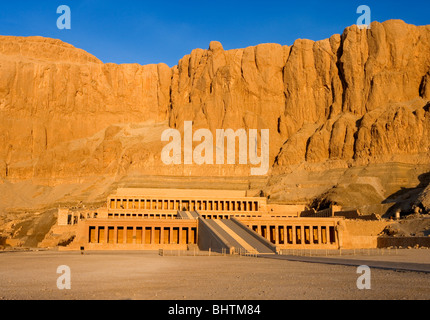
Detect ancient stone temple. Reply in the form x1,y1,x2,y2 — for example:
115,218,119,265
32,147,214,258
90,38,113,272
60,188,345,253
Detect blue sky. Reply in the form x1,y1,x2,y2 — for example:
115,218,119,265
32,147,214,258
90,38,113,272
0,0,429,67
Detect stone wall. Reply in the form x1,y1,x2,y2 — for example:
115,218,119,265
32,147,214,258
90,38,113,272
377,237,430,248
341,220,392,249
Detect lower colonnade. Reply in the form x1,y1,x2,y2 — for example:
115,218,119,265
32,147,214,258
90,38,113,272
77,217,341,250
77,219,198,250
238,218,339,249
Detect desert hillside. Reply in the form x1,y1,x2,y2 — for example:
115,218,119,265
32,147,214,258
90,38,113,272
0,19,429,219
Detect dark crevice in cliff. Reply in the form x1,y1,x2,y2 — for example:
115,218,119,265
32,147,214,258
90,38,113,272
420,73,428,98
424,101,430,112
352,117,364,160
305,137,312,161
277,117,281,134
335,34,348,113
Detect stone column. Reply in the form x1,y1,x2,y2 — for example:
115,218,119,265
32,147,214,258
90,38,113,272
317,226,321,245
118,227,123,244
160,227,165,245
300,226,304,245
169,227,174,244
282,226,287,245
95,227,99,244
105,226,109,244
113,227,118,244
291,226,296,245
325,226,330,245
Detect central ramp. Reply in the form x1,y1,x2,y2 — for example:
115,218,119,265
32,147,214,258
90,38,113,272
203,219,276,254
177,211,200,220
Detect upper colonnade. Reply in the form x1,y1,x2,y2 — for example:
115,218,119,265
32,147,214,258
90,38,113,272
108,188,266,213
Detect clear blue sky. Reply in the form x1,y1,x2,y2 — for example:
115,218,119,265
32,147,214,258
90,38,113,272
0,0,428,67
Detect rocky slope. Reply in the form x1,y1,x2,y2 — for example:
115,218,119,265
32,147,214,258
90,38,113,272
0,20,429,217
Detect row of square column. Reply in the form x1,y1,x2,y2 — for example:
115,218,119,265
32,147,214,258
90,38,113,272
110,198,259,212
253,225,336,246
89,226,197,245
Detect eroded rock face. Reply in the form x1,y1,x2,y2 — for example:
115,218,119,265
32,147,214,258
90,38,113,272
0,36,172,181
0,20,429,210
417,184,430,213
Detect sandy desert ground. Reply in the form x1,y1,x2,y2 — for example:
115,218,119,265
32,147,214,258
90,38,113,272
0,250,429,300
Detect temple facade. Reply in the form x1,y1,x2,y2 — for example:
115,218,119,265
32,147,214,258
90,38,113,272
60,188,344,253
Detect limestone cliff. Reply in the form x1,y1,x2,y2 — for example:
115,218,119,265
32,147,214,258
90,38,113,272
0,20,429,215
170,20,430,171
0,36,172,181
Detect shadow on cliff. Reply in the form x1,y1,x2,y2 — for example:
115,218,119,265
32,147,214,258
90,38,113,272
381,172,430,219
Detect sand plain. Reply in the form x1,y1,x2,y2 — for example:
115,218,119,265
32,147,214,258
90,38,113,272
0,250,429,300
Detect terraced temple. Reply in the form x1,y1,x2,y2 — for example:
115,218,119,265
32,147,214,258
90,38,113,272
60,188,345,253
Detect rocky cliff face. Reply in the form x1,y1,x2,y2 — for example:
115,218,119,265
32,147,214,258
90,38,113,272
0,20,429,214
170,20,430,170
0,36,172,182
